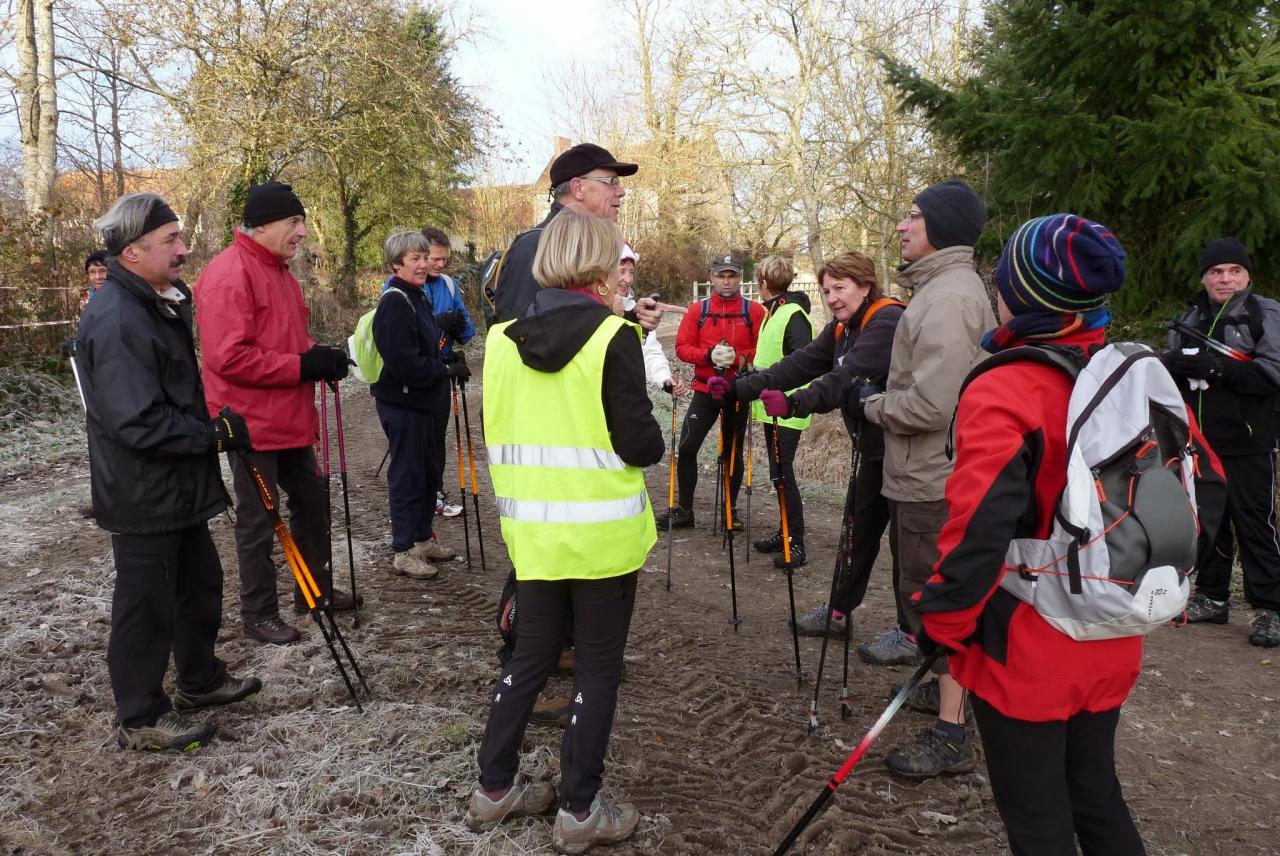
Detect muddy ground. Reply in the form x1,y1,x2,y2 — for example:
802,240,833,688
2,341,1278,856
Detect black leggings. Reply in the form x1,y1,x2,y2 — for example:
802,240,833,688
830,455,890,614
972,695,1145,856
676,390,747,511
761,422,804,539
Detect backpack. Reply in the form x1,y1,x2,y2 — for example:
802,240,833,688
481,227,544,328
960,342,1200,641
833,296,906,343
696,295,753,330
347,287,413,383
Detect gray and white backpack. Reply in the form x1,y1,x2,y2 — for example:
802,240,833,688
963,342,1200,641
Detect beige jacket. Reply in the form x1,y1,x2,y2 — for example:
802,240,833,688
863,246,995,502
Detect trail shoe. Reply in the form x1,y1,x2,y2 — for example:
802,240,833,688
1250,609,1280,647
530,692,571,726
857,627,922,666
117,711,216,751
885,728,976,779
175,675,262,712
553,795,640,855
754,531,785,553
463,773,556,832
411,539,457,562
773,539,807,569
392,551,438,580
243,616,301,645
1183,592,1230,624
436,491,464,518
654,505,694,529
887,678,974,719
294,588,361,614
790,603,848,639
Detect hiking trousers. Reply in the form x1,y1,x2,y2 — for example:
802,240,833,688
762,422,804,540
478,571,638,812
973,696,1145,856
891,498,949,675
830,455,890,615
676,391,747,511
1194,452,1280,610
376,400,442,552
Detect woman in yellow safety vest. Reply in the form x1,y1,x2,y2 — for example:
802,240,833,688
465,209,665,854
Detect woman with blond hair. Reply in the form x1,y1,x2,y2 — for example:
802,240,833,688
466,209,664,854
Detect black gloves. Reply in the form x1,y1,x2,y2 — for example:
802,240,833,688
843,378,883,423
211,407,251,453
300,345,350,382
446,360,471,383
435,311,468,338
1164,351,1242,385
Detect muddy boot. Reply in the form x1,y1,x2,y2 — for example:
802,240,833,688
1250,609,1280,647
654,505,694,529
463,773,556,832
530,691,571,726
411,538,458,562
772,538,806,569
857,627,922,666
553,795,639,855
243,616,302,645
885,726,976,779
174,675,262,712
1184,591,1229,624
392,551,438,580
117,711,215,751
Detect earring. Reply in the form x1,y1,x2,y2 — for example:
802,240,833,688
596,283,610,296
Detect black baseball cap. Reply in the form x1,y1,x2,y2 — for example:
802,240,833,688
710,252,744,274
550,143,638,186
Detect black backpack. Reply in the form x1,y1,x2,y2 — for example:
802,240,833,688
696,295,753,330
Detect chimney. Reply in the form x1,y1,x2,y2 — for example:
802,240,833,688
554,136,572,156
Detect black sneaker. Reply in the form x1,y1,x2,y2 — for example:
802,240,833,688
1249,609,1280,647
773,539,807,569
885,728,976,779
1183,591,1229,624
654,505,694,529
117,711,216,751
175,675,263,712
754,532,785,553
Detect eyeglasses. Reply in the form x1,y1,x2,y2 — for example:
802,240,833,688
711,271,741,279
577,175,624,188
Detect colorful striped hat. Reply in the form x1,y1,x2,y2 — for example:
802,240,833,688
994,214,1126,315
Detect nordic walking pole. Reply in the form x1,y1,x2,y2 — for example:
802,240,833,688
374,447,390,479
665,386,678,592
235,448,371,711
723,399,742,630
838,437,864,721
450,378,473,568
772,416,803,685
745,415,753,564
775,650,944,856
319,382,333,600
458,375,487,572
330,380,360,627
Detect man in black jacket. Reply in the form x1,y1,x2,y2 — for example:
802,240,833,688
1166,238,1280,647
76,192,261,750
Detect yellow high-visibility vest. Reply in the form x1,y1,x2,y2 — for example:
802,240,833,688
751,301,814,429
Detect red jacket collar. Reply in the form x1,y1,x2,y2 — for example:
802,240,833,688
234,229,289,269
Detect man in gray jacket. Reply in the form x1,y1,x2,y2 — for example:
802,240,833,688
848,180,995,778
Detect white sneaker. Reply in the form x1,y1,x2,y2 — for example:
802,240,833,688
392,551,438,580
411,539,457,562
436,491,463,518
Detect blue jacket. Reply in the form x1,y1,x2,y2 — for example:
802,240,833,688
382,274,475,356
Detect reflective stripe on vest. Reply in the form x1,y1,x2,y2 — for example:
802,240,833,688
752,300,814,429
483,314,657,581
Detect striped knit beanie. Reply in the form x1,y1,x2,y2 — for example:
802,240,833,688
994,214,1126,315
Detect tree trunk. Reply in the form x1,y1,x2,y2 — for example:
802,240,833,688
33,0,58,213
16,0,42,213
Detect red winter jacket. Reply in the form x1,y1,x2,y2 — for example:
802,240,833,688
674,291,765,393
915,327,1226,722
194,231,317,451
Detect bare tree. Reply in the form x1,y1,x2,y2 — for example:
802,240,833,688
14,0,58,214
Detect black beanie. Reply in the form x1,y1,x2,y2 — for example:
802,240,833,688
913,180,987,250
243,182,306,228
1199,237,1251,275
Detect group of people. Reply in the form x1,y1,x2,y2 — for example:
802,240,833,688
69,136,1279,855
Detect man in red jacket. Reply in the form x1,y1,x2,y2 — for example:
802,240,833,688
195,182,356,645
658,252,764,529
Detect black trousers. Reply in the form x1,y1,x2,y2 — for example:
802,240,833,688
377,400,443,552
108,525,227,727
677,390,747,511
230,447,334,621
1195,452,1280,610
431,384,452,499
478,572,638,812
830,455,890,614
761,422,804,540
973,695,1145,856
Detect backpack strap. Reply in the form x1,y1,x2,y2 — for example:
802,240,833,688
697,295,753,330
696,296,712,329
859,296,906,332
442,274,458,300
1247,292,1265,345
740,296,752,327
483,227,544,314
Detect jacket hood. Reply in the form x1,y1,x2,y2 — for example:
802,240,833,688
767,290,812,314
505,289,614,372
894,245,976,294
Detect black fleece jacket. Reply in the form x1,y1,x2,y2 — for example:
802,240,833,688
504,289,665,468
371,276,449,412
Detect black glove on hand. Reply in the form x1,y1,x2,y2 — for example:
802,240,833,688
1164,351,1215,379
843,378,882,423
436,311,468,338
211,407,251,453
300,345,350,382
446,361,472,383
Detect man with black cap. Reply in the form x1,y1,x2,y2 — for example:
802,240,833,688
195,181,356,646
75,192,261,750
845,179,995,778
1166,237,1280,647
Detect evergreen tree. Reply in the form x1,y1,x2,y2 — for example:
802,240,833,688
883,0,1280,314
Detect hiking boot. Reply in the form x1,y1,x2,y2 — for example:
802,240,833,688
392,551,438,580
174,675,262,712
754,531,785,553
886,678,973,719
436,491,464,518
885,728,977,779
553,795,640,855
530,692,571,726
1184,591,1230,624
293,588,361,614
117,711,216,751
857,627,922,666
1250,609,1280,647
558,648,575,674
773,539,807,569
790,603,848,639
463,773,556,832
411,538,457,562
243,616,301,645
654,505,694,529
724,518,744,533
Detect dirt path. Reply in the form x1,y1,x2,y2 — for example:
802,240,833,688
1,369,1277,855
